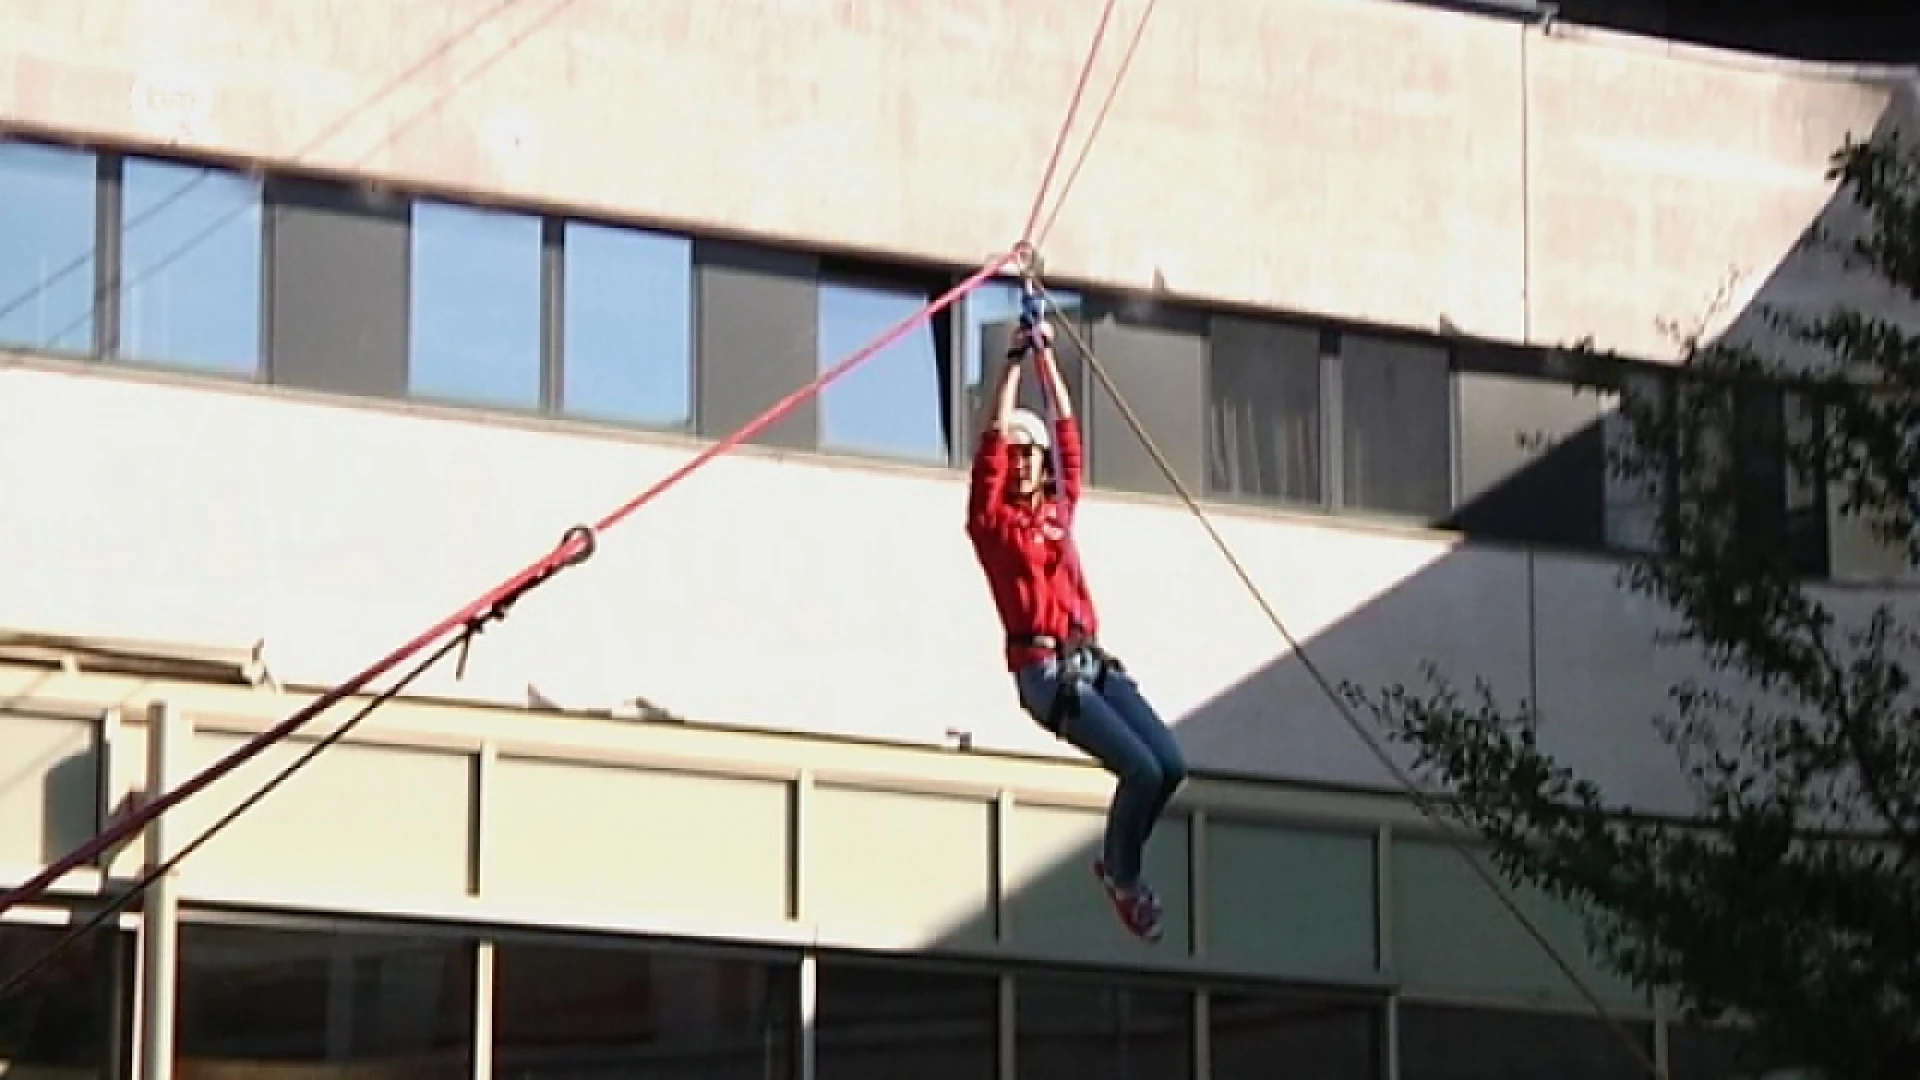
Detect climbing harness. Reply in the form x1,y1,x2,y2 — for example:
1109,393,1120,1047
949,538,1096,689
1008,628,1127,735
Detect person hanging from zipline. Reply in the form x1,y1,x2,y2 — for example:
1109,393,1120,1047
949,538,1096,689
964,284,1187,943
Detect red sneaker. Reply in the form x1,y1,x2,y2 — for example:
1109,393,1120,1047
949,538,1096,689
1092,861,1164,943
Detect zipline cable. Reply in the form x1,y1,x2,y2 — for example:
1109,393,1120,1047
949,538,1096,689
0,250,1019,930
0,0,581,349
1033,0,1163,252
1019,0,1124,245
0,615,476,1003
1036,285,1665,1078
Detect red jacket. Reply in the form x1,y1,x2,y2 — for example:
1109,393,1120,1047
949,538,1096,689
966,416,1099,672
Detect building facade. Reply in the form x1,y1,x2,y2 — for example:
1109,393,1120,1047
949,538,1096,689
0,0,1914,1077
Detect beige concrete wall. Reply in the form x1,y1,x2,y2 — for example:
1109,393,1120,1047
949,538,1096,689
0,0,1899,356
9,362,1919,820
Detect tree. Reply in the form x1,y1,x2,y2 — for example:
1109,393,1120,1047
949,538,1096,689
1343,131,1920,1079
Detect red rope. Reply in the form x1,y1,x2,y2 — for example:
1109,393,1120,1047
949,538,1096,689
1019,0,1122,244
0,248,1020,920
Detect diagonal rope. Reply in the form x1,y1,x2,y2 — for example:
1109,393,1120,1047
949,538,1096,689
0,614,474,1003
1019,0,1124,245
1033,0,1163,252
1038,285,1665,1079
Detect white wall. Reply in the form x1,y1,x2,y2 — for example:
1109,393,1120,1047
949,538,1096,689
9,363,1913,816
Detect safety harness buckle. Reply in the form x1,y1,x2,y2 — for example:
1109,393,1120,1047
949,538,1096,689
1010,628,1124,735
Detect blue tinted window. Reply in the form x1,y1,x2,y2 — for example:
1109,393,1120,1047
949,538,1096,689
560,221,692,428
119,157,264,375
963,280,1083,384
818,279,949,463
0,140,97,353
407,200,541,409
962,280,1082,432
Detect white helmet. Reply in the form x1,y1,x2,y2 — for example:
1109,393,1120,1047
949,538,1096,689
1005,408,1051,450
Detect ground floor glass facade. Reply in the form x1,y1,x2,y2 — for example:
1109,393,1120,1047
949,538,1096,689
0,917,1768,1080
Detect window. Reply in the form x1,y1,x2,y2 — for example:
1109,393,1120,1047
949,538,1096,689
960,281,1085,454
1207,315,1323,505
1666,1022,1778,1080
560,220,693,428
1339,332,1454,518
815,958,997,1079
0,923,131,1078
1083,301,1209,497
1603,369,1669,553
1396,1001,1655,1080
1209,988,1382,1080
261,172,412,398
817,274,953,464
407,199,542,409
0,139,97,353
118,155,264,375
1449,361,1607,549
1015,973,1191,1078
1603,368,1830,572
176,923,475,1078
492,937,798,1079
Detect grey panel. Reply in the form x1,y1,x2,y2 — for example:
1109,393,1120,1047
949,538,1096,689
1084,305,1207,498
1338,333,1454,519
1206,314,1324,505
1449,368,1607,548
262,175,409,398
695,240,818,450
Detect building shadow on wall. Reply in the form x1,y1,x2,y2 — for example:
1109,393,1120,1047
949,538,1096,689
1172,75,1920,807
896,80,1920,1059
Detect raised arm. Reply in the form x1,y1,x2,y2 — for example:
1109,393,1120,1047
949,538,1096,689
1033,341,1082,506
967,357,1024,530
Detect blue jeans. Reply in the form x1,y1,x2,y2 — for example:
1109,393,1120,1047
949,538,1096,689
1016,650,1187,889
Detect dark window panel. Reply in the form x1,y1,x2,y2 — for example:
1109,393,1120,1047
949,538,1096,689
0,923,132,1077
1780,390,1830,576
116,155,264,376
1083,299,1208,498
695,240,820,450
1397,1001,1655,1080
1602,368,1671,554
262,173,410,398
406,199,543,410
0,138,98,354
1338,332,1454,519
817,271,955,465
1612,369,1831,573
559,219,695,430
176,923,475,1078
1209,988,1384,1080
1015,973,1192,1079
1206,313,1324,505
1730,384,1829,576
815,958,997,1080
493,938,798,1080
1449,366,1606,548
1666,1022,1783,1080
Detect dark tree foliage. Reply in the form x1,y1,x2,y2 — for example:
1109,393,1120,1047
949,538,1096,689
1344,133,1920,1079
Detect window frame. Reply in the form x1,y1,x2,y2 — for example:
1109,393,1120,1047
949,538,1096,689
812,255,963,468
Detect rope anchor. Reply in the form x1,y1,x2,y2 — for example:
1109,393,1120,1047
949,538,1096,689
1010,240,1045,281
455,524,599,680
